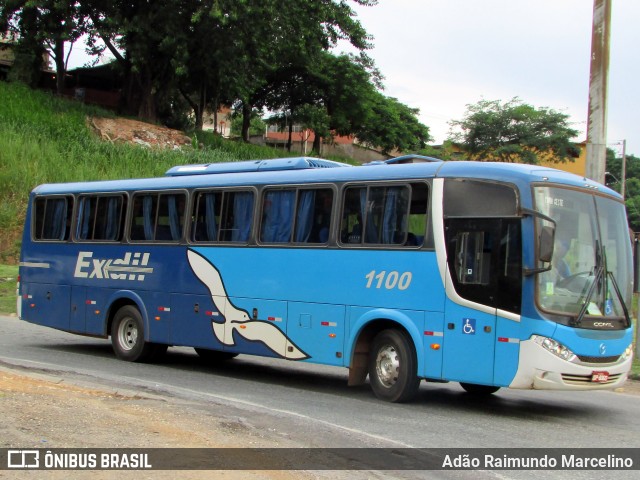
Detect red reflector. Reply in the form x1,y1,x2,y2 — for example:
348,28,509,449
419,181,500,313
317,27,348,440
498,337,509,342
321,321,329,326
424,331,434,336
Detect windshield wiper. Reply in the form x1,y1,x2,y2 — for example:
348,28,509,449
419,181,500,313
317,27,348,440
573,264,604,326
574,240,604,326
574,244,632,328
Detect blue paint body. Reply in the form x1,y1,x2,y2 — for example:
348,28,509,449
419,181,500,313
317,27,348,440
17,160,634,390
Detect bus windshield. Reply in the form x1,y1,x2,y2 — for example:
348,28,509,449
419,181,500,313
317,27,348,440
534,186,633,325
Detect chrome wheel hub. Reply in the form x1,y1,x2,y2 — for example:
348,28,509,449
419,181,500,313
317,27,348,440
375,345,400,387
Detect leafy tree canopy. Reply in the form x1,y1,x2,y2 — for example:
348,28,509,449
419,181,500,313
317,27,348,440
449,97,580,164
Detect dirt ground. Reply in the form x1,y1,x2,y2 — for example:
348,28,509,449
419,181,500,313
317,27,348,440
0,365,319,480
2,363,640,480
88,117,193,150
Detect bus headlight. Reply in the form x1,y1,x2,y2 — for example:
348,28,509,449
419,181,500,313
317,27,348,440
621,344,634,361
532,335,576,362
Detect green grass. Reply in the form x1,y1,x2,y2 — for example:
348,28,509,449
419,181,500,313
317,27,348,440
632,358,640,378
0,264,18,315
0,81,305,260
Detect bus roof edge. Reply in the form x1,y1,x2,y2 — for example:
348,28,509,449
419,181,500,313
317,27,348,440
165,157,352,177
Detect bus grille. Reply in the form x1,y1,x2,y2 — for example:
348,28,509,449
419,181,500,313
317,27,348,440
561,373,623,386
576,355,620,364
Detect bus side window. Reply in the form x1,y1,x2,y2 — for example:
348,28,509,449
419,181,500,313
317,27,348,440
340,184,426,247
221,191,254,243
130,193,185,242
157,193,185,241
306,189,333,244
130,195,156,241
34,196,73,241
192,191,222,242
261,189,296,243
77,195,125,241
259,187,334,244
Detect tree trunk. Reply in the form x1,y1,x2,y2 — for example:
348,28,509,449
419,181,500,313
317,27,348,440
53,39,66,95
137,69,156,122
195,82,207,131
241,101,252,142
179,86,201,131
312,134,322,155
119,59,139,117
287,121,293,152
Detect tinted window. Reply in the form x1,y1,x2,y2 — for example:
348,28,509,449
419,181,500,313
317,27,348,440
444,179,517,217
130,192,186,242
341,183,428,247
33,196,73,241
260,188,333,244
191,190,254,243
76,195,126,241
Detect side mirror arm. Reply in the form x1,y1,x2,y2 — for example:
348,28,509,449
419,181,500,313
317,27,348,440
520,208,557,276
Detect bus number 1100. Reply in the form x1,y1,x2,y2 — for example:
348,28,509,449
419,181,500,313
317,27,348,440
365,270,412,290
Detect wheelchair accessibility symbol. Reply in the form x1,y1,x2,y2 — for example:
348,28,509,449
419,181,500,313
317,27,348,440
462,318,476,335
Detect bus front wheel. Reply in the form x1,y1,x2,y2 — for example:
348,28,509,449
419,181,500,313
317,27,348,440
111,305,159,362
368,329,420,403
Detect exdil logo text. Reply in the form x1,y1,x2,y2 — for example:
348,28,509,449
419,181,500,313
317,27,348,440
74,252,153,281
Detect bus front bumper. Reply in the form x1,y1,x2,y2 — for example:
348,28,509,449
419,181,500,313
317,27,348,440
509,338,632,391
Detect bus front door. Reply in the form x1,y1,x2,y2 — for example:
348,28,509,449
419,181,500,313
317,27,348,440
441,218,518,386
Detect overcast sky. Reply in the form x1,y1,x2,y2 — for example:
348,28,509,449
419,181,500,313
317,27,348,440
342,0,639,157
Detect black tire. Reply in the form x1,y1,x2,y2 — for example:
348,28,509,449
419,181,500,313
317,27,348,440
368,329,420,403
110,305,158,362
194,348,238,362
460,382,500,395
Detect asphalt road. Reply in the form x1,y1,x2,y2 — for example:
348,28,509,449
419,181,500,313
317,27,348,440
1,315,639,479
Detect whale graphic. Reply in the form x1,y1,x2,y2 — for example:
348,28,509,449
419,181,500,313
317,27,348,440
187,249,309,360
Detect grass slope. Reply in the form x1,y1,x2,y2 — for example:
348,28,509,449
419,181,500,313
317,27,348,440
0,81,294,261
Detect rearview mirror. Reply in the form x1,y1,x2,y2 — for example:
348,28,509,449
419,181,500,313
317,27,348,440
539,225,555,263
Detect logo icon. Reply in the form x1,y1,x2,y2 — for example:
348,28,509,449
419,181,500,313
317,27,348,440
8,450,39,469
599,343,607,355
462,318,476,335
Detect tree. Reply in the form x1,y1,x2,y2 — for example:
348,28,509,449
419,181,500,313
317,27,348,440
240,0,376,143
605,149,640,231
81,0,196,120
1,1,86,94
356,93,431,155
449,97,580,164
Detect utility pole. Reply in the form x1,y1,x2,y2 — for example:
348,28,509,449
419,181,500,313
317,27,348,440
585,0,612,184
620,139,627,198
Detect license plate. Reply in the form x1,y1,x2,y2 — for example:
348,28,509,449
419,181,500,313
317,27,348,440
591,371,610,383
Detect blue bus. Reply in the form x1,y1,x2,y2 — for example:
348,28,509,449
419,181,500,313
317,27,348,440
17,155,635,402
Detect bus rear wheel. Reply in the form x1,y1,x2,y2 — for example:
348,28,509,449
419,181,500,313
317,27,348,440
459,382,500,395
111,305,160,362
368,329,420,403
